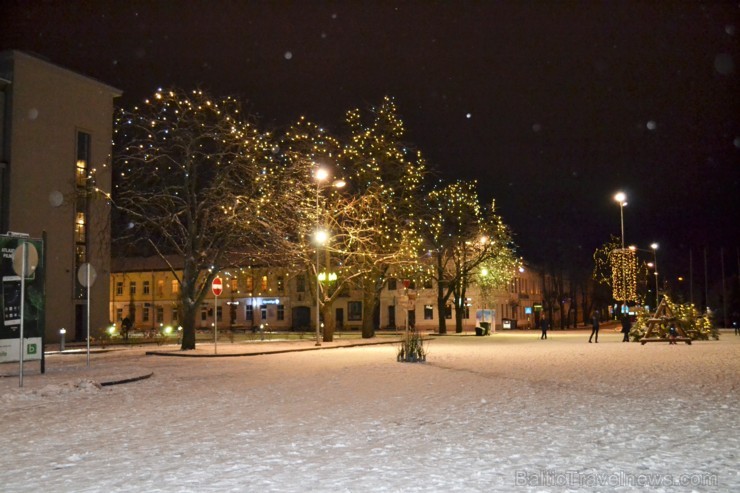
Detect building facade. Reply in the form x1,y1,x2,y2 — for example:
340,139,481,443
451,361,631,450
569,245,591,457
110,256,543,334
0,51,121,342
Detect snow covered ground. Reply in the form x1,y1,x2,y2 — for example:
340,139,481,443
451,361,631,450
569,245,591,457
1,330,738,492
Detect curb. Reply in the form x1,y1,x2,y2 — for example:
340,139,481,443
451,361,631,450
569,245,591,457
100,372,154,386
145,339,405,358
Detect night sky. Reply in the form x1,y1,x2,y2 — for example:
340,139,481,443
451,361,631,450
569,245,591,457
2,1,738,282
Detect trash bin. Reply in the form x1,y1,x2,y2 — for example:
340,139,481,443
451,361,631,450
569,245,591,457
480,322,491,335
475,327,484,336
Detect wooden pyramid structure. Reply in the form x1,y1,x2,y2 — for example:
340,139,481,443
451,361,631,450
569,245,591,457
640,298,692,345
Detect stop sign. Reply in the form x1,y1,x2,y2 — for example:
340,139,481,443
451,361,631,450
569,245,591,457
212,277,223,296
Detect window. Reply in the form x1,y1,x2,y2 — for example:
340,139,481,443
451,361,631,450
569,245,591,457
277,304,285,321
388,278,397,291
171,280,179,295
156,306,164,323
348,301,362,321
445,305,452,319
260,304,267,320
172,308,179,322
423,279,433,289
424,305,434,320
142,306,150,322
230,278,239,292
74,212,86,243
461,305,470,319
246,305,254,321
216,306,222,322
245,276,254,292
116,308,123,321
201,308,208,321
75,245,86,265
129,282,137,296
277,276,284,292
296,275,305,293
76,132,90,187
116,282,123,296
261,275,268,291
143,281,150,295
157,280,165,296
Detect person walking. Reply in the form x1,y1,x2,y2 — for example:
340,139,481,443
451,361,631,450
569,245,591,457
621,314,631,342
589,310,600,343
540,314,549,340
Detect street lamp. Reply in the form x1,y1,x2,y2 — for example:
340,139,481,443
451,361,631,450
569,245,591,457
313,166,345,346
614,192,627,316
650,243,659,306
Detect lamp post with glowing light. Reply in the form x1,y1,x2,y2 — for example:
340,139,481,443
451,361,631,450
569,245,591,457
614,192,627,316
313,166,345,346
650,243,659,308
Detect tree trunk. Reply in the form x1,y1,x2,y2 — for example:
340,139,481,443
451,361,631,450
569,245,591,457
321,302,335,342
361,280,380,339
361,294,377,338
437,294,447,334
180,301,198,350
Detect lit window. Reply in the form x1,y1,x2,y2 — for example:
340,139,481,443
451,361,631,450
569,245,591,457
75,212,86,243
424,305,434,320
171,280,179,294
261,276,268,291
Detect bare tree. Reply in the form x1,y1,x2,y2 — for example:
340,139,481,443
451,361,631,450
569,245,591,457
112,88,285,349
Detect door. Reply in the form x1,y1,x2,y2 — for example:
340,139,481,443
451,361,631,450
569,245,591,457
292,306,311,331
335,308,344,330
388,305,396,329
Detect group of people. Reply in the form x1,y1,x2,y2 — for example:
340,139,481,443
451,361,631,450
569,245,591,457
537,310,631,342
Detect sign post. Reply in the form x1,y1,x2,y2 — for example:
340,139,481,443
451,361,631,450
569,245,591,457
212,277,223,354
1,234,44,386
77,263,97,367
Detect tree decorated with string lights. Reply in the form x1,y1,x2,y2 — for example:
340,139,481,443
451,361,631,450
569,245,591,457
422,180,518,334
336,96,429,338
275,116,372,341
593,234,640,316
112,88,282,350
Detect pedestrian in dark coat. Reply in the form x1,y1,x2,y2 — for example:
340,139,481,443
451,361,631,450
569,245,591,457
589,310,600,343
621,315,631,342
540,315,549,340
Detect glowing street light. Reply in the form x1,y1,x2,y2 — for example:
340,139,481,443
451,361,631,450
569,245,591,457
651,243,659,306
313,166,345,346
614,191,628,316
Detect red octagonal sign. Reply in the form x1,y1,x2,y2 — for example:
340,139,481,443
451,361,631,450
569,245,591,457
212,277,223,296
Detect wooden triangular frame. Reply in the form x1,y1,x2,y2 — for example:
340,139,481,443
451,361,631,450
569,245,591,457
640,298,692,344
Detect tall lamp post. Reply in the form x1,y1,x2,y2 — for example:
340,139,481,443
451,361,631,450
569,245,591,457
650,243,659,308
313,166,345,346
614,192,628,316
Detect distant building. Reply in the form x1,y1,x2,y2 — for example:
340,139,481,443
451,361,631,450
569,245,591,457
110,256,544,334
0,50,121,342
